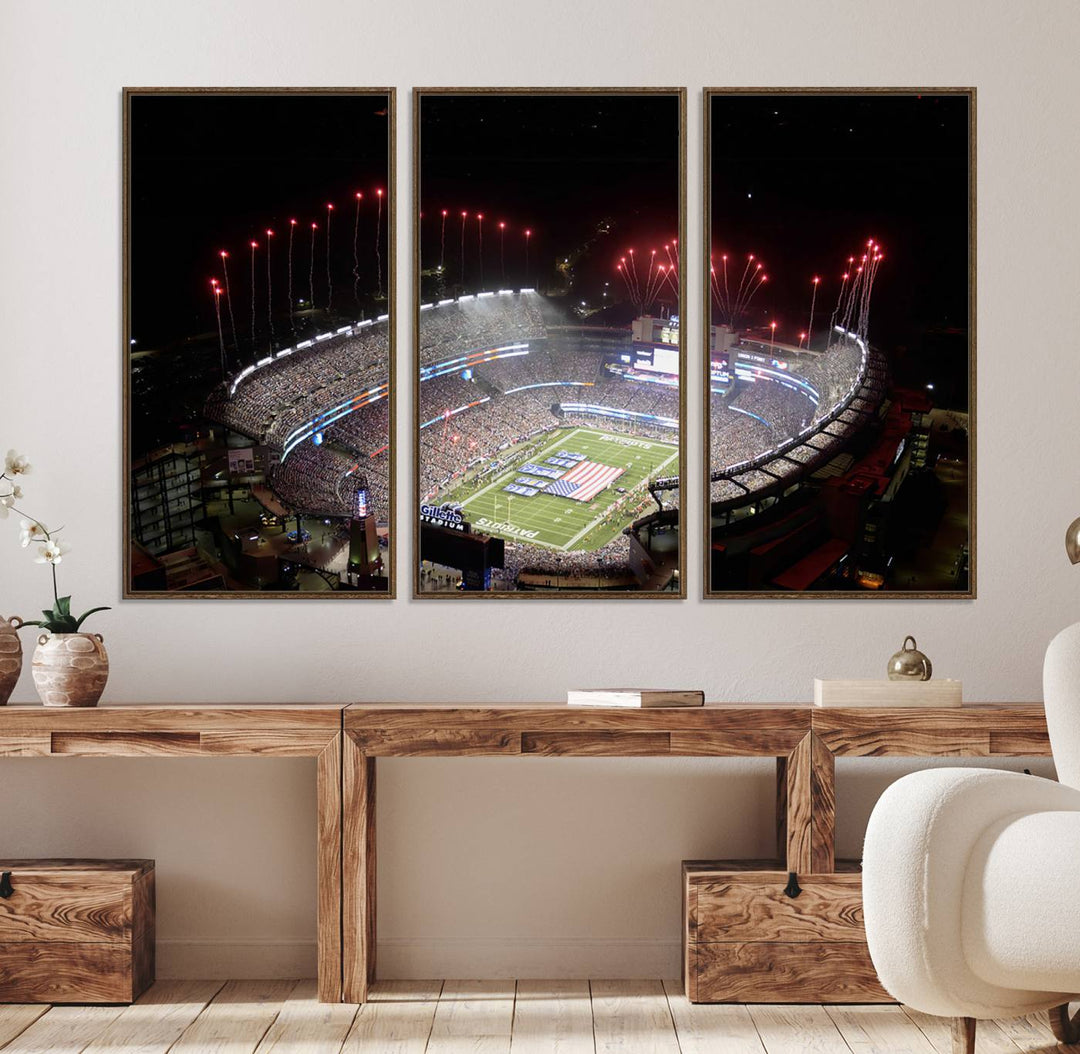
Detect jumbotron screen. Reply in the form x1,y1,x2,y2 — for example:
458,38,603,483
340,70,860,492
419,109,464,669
634,346,680,376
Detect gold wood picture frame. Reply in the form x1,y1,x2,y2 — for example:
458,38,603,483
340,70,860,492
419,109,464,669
123,87,396,598
703,87,975,599
413,87,687,599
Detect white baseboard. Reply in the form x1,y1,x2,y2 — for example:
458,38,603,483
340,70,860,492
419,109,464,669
157,936,681,980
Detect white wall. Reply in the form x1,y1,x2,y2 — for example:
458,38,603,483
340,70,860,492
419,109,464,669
1,0,1077,979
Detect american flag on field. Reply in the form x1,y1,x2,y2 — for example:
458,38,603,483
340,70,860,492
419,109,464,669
545,460,625,502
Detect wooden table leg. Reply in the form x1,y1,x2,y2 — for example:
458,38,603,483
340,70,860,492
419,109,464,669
809,733,835,873
777,733,835,873
317,733,343,1002
343,732,376,1002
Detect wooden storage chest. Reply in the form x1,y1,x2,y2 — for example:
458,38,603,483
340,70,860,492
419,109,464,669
0,859,154,1003
683,859,890,1004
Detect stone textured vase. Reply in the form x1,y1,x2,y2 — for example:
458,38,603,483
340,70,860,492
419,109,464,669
0,616,23,704
32,632,109,707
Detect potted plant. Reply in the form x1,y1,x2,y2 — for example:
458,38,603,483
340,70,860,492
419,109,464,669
1,449,111,707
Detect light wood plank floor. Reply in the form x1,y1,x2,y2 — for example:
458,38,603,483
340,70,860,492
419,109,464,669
0,980,1067,1053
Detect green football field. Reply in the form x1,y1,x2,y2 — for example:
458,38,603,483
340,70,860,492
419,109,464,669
440,426,680,552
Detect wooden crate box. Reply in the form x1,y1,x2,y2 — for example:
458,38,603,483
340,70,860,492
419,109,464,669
0,859,154,1004
683,859,890,1004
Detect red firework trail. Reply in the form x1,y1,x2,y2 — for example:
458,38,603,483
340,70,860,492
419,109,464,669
249,240,257,353
265,228,275,347
219,250,238,355
325,203,334,312
375,189,384,299
439,209,447,272
211,281,226,376
308,222,317,312
732,253,755,319
806,275,820,351
287,220,297,335
476,213,484,289
353,192,363,305
828,262,851,337
459,211,467,285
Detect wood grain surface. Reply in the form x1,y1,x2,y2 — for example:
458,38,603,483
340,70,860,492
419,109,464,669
0,943,139,1003
687,871,865,944
692,942,889,1004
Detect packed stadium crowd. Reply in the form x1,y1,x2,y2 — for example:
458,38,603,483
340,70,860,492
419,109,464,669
708,337,887,505
268,443,371,519
205,325,390,446
495,530,634,584
419,335,681,498
205,289,685,587
419,293,546,365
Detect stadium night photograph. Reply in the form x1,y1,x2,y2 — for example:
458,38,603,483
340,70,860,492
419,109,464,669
125,89,393,596
706,90,973,596
415,89,685,596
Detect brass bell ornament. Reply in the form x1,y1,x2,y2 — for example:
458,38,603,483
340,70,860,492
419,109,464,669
888,636,933,681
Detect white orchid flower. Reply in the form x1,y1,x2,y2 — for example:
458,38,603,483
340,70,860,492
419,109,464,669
19,519,47,547
4,450,31,477
0,485,19,518
35,539,70,565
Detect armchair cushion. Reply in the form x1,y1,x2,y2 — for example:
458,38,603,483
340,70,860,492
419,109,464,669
863,767,1080,1019
964,809,1080,994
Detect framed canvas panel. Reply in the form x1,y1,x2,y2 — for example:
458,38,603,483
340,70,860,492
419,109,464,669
414,88,686,598
123,87,395,597
704,88,975,598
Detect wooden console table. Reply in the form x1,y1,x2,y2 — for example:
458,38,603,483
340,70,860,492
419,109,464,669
0,704,345,1003
341,702,1050,1003
0,701,1053,1005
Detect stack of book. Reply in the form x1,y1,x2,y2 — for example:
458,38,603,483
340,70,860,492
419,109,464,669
566,689,705,708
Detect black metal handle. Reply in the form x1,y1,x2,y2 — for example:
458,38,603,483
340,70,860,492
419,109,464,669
0,872,12,899
783,871,802,898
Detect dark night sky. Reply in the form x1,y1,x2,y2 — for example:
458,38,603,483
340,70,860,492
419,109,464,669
709,92,971,396
418,93,681,301
129,92,391,350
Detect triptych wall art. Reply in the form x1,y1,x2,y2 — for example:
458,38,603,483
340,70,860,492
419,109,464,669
123,87,973,600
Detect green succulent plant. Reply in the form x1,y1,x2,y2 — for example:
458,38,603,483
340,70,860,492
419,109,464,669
22,595,110,635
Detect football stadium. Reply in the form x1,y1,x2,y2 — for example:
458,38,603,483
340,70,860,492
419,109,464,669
704,92,972,594
127,92,393,594
706,241,969,593
417,291,681,592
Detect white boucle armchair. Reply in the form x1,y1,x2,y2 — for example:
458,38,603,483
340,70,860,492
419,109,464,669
862,622,1080,1054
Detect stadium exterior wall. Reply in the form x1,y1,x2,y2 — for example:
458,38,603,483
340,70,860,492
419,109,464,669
2,0,1075,980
